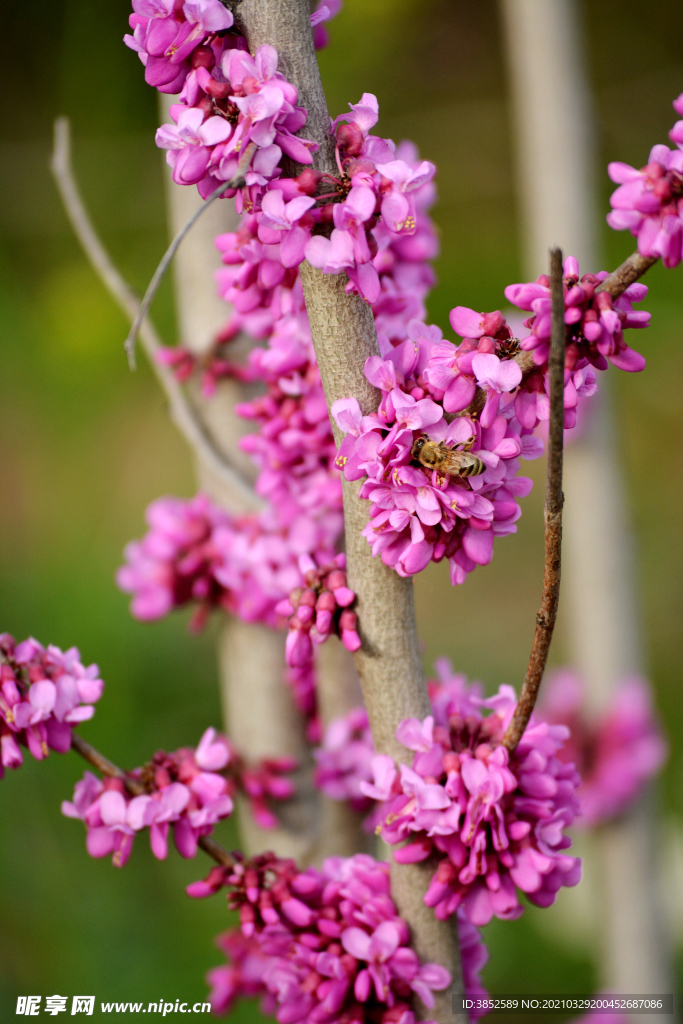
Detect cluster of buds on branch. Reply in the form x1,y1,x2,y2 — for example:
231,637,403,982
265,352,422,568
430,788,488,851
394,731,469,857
277,553,360,668
62,726,296,866
190,852,489,1021
0,634,103,773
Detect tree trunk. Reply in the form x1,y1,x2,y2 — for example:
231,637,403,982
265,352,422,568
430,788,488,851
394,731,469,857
233,3,465,1017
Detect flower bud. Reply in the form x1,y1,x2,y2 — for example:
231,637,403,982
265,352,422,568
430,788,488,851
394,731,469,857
295,168,322,195
326,570,346,591
337,123,363,157
315,609,333,634
333,586,355,608
338,610,357,631
191,45,215,70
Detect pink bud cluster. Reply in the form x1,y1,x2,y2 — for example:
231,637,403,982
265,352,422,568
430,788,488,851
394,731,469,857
332,248,651,583
607,92,683,267
62,728,295,867
276,553,360,669
0,634,104,775
361,668,581,928
192,852,481,1021
116,494,338,630
505,256,649,376
538,670,667,827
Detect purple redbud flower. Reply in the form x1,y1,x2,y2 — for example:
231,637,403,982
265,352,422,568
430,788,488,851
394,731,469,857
204,853,483,1018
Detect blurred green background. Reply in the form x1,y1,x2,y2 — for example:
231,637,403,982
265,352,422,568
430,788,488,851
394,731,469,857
0,0,681,1018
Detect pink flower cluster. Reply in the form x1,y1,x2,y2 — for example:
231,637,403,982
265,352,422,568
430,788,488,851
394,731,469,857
116,494,230,627
304,94,436,302
193,851,485,1022
505,256,649,376
231,302,344,534
62,728,294,866
333,250,652,582
311,662,478,825
361,668,581,928
126,0,321,199
331,320,543,583
276,553,360,669
126,1,340,194
538,670,667,827
607,93,683,267
116,494,339,631
0,634,104,775
125,0,235,96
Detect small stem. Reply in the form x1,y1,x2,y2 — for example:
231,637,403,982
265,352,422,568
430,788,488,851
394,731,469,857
596,250,659,298
124,141,257,368
502,247,565,753
69,732,235,868
70,733,144,794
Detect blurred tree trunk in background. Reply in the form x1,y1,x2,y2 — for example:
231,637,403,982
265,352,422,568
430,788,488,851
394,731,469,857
159,94,318,862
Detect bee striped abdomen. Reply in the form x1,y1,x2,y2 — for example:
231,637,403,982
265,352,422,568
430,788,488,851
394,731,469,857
459,456,486,477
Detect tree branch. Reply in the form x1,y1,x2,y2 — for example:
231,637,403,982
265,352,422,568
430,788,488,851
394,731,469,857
234,3,464,1017
70,732,235,868
50,117,262,515
503,248,565,753
596,250,659,298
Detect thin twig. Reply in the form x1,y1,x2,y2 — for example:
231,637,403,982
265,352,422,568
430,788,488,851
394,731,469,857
70,732,235,868
50,118,262,514
503,248,566,753
596,250,659,298
124,141,257,368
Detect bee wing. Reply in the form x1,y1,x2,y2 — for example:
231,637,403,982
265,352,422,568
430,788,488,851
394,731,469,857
441,449,466,474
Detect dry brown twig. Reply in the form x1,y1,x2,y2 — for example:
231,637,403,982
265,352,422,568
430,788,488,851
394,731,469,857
50,117,262,514
70,732,235,868
502,247,566,753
